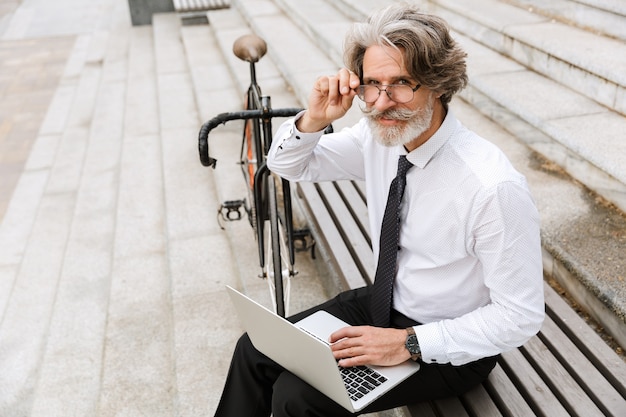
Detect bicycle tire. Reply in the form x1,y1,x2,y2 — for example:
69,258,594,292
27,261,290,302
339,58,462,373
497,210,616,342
267,175,285,317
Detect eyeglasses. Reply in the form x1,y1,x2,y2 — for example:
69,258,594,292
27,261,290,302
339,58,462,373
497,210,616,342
356,84,421,104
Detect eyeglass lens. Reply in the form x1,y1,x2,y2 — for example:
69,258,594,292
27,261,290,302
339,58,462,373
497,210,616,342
358,85,415,103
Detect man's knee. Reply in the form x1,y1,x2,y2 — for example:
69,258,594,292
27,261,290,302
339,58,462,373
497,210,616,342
271,372,308,416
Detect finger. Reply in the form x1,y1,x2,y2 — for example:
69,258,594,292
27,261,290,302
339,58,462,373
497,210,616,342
329,326,363,343
314,75,330,96
337,351,370,368
334,344,360,358
338,68,360,97
325,74,342,105
338,356,364,368
330,337,358,355
332,344,368,368
338,68,353,95
346,69,361,90
349,70,361,88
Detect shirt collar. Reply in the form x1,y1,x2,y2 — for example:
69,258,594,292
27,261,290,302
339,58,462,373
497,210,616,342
404,110,457,169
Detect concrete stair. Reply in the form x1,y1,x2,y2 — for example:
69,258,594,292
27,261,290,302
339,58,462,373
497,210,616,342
504,0,626,42
429,0,626,214
0,0,331,413
203,0,626,348
0,2,236,415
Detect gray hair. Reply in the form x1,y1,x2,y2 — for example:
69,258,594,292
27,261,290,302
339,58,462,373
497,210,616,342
344,3,468,106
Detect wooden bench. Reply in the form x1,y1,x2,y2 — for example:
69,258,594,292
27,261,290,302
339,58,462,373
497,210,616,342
295,179,626,417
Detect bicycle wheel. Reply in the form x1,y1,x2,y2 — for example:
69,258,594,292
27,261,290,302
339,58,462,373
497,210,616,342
240,93,262,230
267,175,286,317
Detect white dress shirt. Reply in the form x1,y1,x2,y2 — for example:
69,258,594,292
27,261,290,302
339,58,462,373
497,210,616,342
268,110,545,366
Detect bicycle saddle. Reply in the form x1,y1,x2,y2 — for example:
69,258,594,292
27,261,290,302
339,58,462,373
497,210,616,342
233,34,267,63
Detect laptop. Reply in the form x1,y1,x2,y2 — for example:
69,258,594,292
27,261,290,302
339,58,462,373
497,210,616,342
226,286,420,412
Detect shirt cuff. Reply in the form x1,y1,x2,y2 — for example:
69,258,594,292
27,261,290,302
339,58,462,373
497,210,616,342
413,322,448,364
275,111,325,147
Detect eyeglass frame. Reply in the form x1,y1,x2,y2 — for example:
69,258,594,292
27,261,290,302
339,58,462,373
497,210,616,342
355,83,422,104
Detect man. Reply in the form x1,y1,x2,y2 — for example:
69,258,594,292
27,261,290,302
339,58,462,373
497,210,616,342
214,4,544,416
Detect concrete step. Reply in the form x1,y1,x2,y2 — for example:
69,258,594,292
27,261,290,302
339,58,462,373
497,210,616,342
504,0,626,42
431,0,626,115
0,1,131,414
0,29,112,417
97,15,178,415
31,14,132,417
175,13,257,414
428,0,626,213
220,0,626,348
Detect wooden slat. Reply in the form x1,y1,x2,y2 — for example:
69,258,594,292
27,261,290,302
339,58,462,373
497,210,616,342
539,312,626,416
334,180,371,241
317,181,374,284
543,282,626,397
354,179,367,201
484,364,536,416
522,337,604,416
296,182,366,290
461,383,504,417
500,348,571,417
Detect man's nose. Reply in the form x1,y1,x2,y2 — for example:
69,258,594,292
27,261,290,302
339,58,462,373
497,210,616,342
373,90,396,112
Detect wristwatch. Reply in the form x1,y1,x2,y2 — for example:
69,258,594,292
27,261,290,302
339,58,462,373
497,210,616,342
405,327,421,361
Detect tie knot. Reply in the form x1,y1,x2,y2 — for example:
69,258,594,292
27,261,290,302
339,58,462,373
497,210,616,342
397,155,413,177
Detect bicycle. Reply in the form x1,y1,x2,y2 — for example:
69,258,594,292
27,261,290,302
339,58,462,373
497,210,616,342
197,34,316,317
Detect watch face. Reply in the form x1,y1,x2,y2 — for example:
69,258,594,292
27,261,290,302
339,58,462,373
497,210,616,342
407,335,420,354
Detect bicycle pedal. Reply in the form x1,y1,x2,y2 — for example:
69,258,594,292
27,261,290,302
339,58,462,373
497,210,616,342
217,199,246,228
293,228,317,259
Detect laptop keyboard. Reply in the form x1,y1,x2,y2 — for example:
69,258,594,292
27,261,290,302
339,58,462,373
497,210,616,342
339,365,388,401
298,325,389,401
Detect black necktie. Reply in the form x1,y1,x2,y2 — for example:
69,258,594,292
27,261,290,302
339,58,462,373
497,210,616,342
370,155,413,327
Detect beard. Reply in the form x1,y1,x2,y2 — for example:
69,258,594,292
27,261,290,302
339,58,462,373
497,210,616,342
363,95,435,147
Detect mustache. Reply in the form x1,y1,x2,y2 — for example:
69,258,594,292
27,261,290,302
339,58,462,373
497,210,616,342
362,107,418,121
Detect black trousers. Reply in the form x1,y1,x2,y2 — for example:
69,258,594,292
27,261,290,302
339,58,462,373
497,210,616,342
214,286,497,417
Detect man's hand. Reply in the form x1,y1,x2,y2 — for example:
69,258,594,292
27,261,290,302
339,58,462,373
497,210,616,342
329,326,411,367
296,68,360,132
